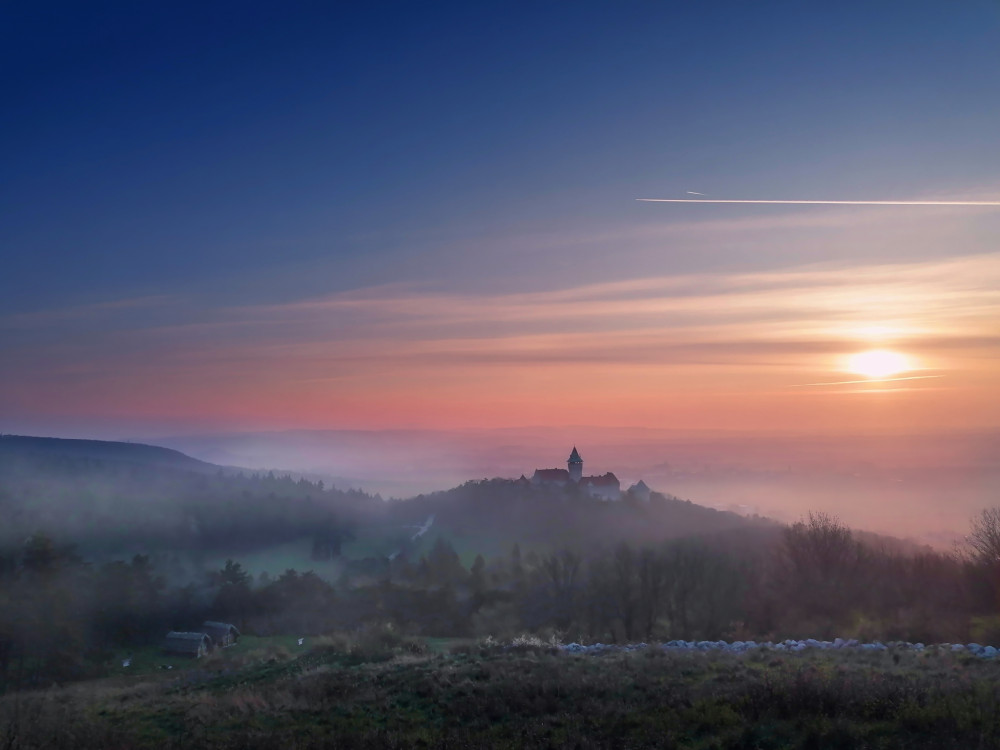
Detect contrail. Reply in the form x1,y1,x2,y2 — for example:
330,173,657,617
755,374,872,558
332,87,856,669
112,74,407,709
686,191,706,196
638,199,1000,206
790,375,942,387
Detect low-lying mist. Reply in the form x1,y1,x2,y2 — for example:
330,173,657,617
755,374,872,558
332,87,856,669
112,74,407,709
154,426,1000,545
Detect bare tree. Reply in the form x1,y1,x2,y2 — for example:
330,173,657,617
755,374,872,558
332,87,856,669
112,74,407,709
781,512,859,575
637,548,668,640
611,542,639,641
966,508,1000,565
540,550,582,629
775,512,865,626
661,540,742,640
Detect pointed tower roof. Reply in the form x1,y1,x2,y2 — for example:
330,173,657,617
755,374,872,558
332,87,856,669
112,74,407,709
568,446,583,464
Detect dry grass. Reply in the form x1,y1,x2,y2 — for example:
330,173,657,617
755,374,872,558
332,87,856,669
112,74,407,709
4,644,1000,748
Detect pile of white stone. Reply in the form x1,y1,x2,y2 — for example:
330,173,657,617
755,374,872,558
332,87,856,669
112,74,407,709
558,638,1000,658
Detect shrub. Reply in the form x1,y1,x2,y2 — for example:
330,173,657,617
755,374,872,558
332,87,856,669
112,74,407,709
970,615,1000,646
308,633,353,655
354,622,403,656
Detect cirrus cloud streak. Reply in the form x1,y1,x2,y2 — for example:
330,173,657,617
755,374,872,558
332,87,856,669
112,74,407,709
638,199,1000,206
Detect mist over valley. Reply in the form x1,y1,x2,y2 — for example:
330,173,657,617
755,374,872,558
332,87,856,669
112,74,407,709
151,426,1000,545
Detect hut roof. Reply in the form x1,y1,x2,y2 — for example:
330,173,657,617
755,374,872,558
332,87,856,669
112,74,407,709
167,631,210,641
203,620,239,632
202,621,240,637
164,631,211,654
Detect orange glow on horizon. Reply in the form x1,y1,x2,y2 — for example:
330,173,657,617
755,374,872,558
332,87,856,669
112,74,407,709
3,253,999,435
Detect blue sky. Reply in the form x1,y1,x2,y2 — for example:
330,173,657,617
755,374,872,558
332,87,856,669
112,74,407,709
2,1,1000,437
5,1,999,305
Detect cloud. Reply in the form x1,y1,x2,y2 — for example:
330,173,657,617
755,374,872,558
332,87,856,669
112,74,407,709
0,295,178,329
3,251,999,433
215,253,1000,341
791,375,944,387
638,199,1000,206
7,253,1000,370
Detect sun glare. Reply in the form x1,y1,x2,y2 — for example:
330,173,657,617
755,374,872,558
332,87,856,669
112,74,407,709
846,349,911,379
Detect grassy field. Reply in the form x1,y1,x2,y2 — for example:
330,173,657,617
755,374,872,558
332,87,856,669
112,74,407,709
5,637,1000,749
202,522,431,581
203,539,347,581
202,522,533,583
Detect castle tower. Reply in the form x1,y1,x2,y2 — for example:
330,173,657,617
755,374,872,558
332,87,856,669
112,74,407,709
567,446,583,482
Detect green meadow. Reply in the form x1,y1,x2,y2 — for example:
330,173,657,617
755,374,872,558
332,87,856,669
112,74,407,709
202,521,542,582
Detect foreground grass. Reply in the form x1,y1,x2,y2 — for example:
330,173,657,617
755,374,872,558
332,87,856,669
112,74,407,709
104,635,306,679
3,643,1000,749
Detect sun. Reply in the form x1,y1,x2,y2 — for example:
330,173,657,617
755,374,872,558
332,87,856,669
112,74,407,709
845,349,911,379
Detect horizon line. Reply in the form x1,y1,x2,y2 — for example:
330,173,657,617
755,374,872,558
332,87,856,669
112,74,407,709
637,199,1000,206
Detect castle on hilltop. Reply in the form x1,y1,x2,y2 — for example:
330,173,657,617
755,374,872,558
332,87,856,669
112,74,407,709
528,446,622,501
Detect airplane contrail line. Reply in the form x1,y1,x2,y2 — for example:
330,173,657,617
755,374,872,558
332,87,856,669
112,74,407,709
638,199,1000,206
790,375,942,387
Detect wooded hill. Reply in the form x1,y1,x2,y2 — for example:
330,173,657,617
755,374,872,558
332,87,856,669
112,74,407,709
0,434,776,564
0,435,373,557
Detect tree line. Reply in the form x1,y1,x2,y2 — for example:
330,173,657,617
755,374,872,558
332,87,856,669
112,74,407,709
5,509,1000,692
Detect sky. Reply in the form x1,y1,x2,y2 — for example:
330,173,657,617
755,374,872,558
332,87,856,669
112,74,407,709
3,1,1000,451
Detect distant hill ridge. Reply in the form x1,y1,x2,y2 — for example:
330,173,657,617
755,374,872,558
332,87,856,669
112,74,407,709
0,433,374,555
0,434,219,474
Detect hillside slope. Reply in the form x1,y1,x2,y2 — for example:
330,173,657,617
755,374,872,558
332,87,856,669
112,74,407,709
0,434,372,555
0,434,218,473
381,478,781,563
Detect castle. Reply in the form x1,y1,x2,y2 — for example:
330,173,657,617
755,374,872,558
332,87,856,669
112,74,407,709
528,446,622,501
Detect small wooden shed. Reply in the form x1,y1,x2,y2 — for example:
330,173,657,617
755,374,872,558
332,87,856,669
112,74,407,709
163,631,213,658
202,621,241,648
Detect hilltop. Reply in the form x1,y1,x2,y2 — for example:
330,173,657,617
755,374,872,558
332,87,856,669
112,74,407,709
0,434,780,569
384,477,779,565
0,433,219,473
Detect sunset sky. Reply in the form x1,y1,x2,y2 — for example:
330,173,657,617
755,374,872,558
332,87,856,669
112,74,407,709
3,1,1000,442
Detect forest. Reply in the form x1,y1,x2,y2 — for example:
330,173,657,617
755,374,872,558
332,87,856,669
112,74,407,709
2,435,1000,694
